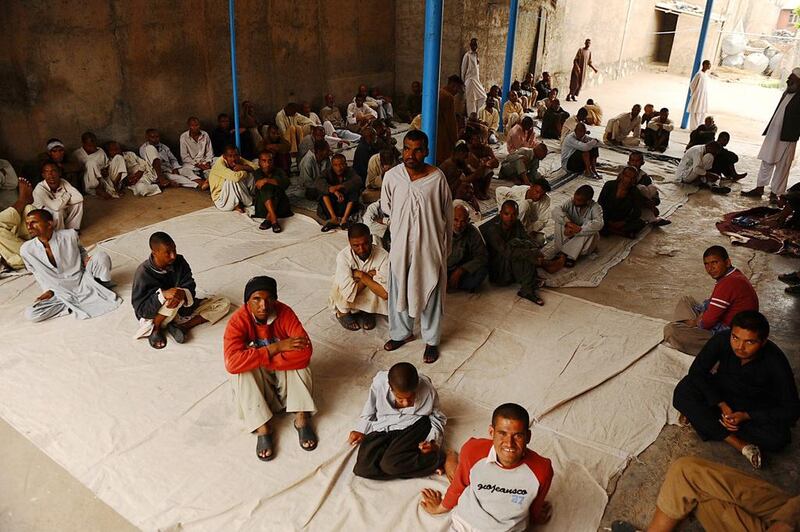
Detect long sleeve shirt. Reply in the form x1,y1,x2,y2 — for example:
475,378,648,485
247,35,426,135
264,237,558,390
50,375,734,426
315,168,361,197
687,331,800,427
179,130,214,166
647,116,674,132
223,302,312,374
320,105,345,128
598,180,643,224
346,102,378,125
552,198,604,235
32,179,83,213
298,151,330,188
495,186,550,234
275,109,314,135
365,153,384,190
139,142,180,171
699,268,759,331
443,438,553,532
561,132,600,168
448,224,488,273
208,156,257,202
354,370,446,443
478,107,499,132
131,254,197,320
503,101,524,125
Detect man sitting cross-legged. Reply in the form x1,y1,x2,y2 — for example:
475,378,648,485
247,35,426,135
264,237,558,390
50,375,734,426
604,104,642,147
466,128,499,201
317,153,362,232
627,151,671,227
329,223,389,331
673,311,799,469
482,200,558,306
610,456,800,532
711,131,747,181
447,203,488,293
349,362,450,480
179,116,214,183
500,117,546,185
208,145,257,214
420,403,554,531
562,123,601,179
73,131,124,198
105,141,165,197
139,128,205,189
553,184,604,268
32,162,84,232
275,102,314,158
598,166,647,239
676,141,729,194
663,245,759,356
132,232,231,349
644,108,674,153
224,276,318,461
495,178,552,246
253,150,293,233
21,209,121,322
0,178,34,272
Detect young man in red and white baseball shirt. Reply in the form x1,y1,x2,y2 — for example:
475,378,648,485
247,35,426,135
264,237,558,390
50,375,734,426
419,403,553,531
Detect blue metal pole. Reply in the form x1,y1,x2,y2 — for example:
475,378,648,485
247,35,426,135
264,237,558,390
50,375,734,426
421,0,443,164
499,0,520,132
229,0,241,149
681,0,714,130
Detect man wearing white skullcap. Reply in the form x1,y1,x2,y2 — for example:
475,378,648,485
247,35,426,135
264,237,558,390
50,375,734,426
742,68,800,202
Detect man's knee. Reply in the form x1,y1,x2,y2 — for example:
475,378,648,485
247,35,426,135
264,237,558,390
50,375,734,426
25,306,44,322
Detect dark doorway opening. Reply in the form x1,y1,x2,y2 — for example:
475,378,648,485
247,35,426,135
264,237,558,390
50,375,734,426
655,10,678,64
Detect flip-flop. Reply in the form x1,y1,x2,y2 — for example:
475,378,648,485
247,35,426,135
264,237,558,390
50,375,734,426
423,344,439,364
272,223,282,233
294,422,318,451
359,313,376,330
337,312,360,331
259,220,272,231
518,290,545,306
778,272,800,285
148,328,167,350
321,221,338,233
384,336,413,351
256,433,275,462
742,444,761,469
166,323,186,344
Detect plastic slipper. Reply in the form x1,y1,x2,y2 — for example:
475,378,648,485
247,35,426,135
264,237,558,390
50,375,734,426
518,290,545,306
384,336,413,351
259,220,272,231
742,444,761,469
423,344,439,364
778,272,800,285
272,223,282,233
337,312,360,331
148,328,167,350
256,433,275,462
359,312,376,331
166,323,186,344
321,221,338,233
294,422,318,451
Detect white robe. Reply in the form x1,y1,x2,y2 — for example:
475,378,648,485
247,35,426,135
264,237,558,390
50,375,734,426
381,164,453,318
676,145,713,184
73,147,122,197
552,199,604,260
121,151,162,197
756,92,798,195
32,179,84,231
495,186,551,239
461,51,486,116
329,243,390,315
688,71,709,130
0,159,18,190
20,229,121,320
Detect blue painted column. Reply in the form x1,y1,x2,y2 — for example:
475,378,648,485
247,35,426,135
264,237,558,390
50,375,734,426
499,0,520,132
421,0,444,164
681,0,714,130
229,0,241,149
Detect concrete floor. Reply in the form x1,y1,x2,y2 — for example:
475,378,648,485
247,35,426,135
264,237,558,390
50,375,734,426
1,67,798,531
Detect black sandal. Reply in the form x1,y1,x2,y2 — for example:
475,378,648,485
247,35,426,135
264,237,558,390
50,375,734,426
384,336,413,351
359,313,376,330
166,323,186,344
294,422,318,451
148,328,167,350
518,290,545,306
423,344,439,364
337,312,361,331
259,220,272,231
256,433,275,462
272,223,282,233
321,221,338,232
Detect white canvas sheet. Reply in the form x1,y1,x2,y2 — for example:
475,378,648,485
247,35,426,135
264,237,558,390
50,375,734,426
0,208,692,531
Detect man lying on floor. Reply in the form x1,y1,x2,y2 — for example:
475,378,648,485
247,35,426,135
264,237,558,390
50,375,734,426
672,311,799,470
224,276,318,461
329,223,389,331
21,209,121,322
420,402,554,531
131,231,230,349
348,362,451,480
611,456,800,532
663,245,759,356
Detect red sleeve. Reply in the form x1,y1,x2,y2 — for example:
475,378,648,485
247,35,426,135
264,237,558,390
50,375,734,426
699,277,734,330
223,309,269,374
442,439,487,510
527,454,554,524
263,304,313,371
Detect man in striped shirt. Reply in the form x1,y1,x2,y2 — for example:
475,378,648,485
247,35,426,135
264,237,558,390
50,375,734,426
664,245,759,356
420,403,553,532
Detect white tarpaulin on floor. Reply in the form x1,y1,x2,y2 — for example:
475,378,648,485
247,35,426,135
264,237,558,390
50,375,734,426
0,208,691,531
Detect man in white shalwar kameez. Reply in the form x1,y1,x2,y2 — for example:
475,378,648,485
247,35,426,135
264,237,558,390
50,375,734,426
179,117,214,182
381,130,453,363
208,145,257,213
139,129,204,189
742,68,800,203
73,132,124,198
106,142,162,197
495,180,552,246
688,60,711,131
552,184,604,267
32,163,84,231
329,223,389,332
461,38,487,117
21,209,120,322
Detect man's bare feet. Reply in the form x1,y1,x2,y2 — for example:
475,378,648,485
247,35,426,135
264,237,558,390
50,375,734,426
18,177,33,202
233,204,245,213
96,187,113,200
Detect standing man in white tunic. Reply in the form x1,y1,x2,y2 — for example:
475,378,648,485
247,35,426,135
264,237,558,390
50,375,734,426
21,209,121,322
688,60,711,131
381,130,453,364
742,68,800,203
461,38,487,118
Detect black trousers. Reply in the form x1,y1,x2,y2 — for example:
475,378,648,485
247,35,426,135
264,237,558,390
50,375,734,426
673,376,791,452
566,147,599,173
353,417,441,480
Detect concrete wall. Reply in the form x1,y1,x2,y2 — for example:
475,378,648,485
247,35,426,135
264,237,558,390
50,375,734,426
0,0,395,165
667,16,724,75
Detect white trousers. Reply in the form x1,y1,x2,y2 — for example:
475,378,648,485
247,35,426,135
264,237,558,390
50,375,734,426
554,224,598,260
50,201,84,232
232,366,316,432
180,163,211,180
323,121,362,143
84,154,125,197
689,113,704,131
168,167,202,188
213,176,255,212
757,144,796,196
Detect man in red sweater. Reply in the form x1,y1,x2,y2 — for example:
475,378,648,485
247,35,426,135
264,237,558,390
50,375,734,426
224,276,317,461
419,403,553,531
663,245,759,356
